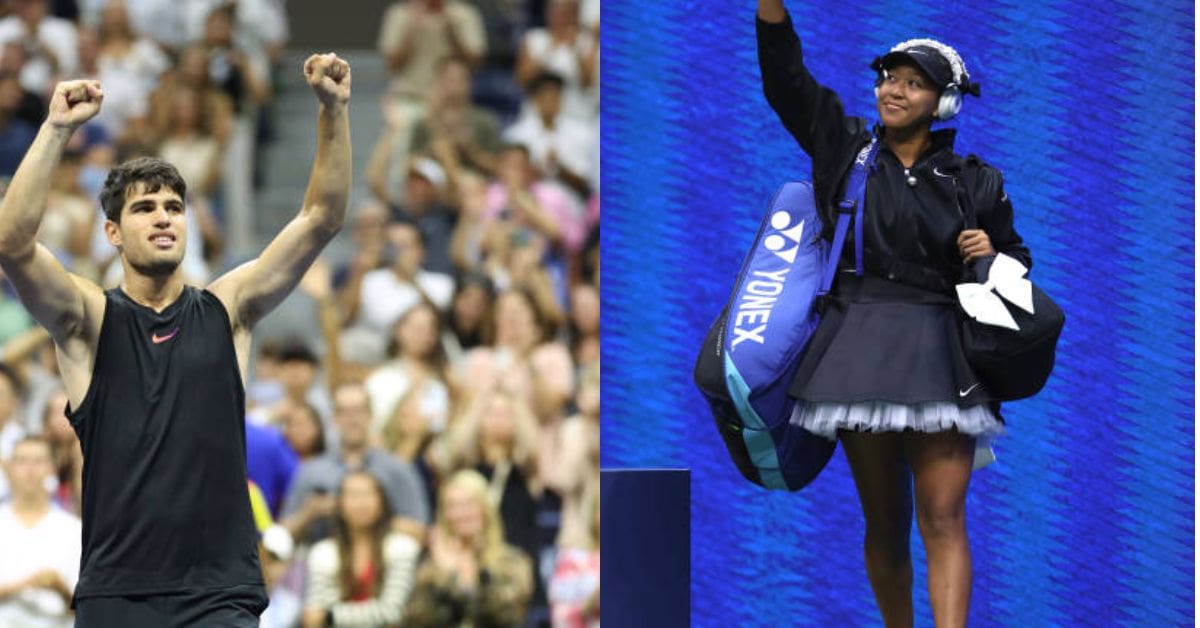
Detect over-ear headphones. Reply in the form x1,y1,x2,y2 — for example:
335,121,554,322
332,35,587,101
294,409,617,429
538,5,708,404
871,38,980,121
936,83,962,120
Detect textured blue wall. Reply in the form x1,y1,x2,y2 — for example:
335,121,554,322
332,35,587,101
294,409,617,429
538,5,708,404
600,1,1194,625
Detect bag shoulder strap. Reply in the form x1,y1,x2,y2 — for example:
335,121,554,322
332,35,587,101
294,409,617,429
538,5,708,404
819,137,878,295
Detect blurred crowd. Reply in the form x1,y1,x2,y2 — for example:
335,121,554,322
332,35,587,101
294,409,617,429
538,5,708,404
0,0,600,627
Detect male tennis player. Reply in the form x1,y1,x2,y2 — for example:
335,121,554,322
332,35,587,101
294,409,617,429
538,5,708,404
0,53,352,626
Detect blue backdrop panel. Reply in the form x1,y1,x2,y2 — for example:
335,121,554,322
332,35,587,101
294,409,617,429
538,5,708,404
599,1,1194,626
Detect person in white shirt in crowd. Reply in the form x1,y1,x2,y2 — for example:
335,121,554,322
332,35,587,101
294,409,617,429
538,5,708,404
514,0,597,123
0,435,81,628
0,0,78,97
378,0,486,104
83,0,170,146
181,0,289,64
503,71,595,200
364,300,451,440
76,0,186,51
347,215,455,341
376,0,486,173
0,363,26,503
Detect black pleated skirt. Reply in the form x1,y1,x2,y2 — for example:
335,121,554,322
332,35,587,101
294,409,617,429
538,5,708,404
788,272,993,407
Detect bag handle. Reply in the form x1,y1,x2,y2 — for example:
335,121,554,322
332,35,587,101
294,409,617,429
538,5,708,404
948,163,984,281
818,137,878,295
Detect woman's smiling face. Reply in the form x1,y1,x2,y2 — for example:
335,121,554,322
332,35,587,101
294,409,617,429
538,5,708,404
876,63,940,131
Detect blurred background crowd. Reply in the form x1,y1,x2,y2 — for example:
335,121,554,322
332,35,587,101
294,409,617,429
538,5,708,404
0,0,599,626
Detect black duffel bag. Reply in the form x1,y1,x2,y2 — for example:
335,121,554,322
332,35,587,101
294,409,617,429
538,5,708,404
954,178,1065,401
958,253,1064,400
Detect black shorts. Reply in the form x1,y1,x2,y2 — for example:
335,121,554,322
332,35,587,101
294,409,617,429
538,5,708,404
74,584,268,628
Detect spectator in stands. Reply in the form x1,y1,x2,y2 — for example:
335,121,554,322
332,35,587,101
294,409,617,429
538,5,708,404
331,201,388,293
345,216,455,339
445,272,493,358
547,364,597,552
281,400,327,462
156,86,224,205
503,71,594,199
0,0,79,96
0,277,36,351
155,86,227,270
246,419,299,518
376,0,486,181
90,0,170,146
40,141,96,278
379,379,440,513
481,143,585,303
390,157,457,276
0,362,25,501
301,470,421,628
0,72,37,177
456,288,571,411
38,387,81,515
547,486,599,628
515,0,597,122
196,1,271,257
76,0,186,52
401,469,533,627
568,282,598,368
246,337,286,413
378,0,486,106
272,337,333,431
410,57,499,175
150,44,234,148
196,1,271,112
181,0,288,66
0,436,81,628
0,42,45,127
364,300,451,439
434,381,541,592
282,381,430,544
441,155,488,268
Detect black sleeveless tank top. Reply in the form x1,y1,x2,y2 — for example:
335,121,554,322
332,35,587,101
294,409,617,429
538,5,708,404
67,286,264,599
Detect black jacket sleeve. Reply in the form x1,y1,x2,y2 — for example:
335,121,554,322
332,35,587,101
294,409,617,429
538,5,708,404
757,13,868,234
973,165,1032,270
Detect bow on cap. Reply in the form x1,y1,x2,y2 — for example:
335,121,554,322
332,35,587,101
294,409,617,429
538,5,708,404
956,253,1034,331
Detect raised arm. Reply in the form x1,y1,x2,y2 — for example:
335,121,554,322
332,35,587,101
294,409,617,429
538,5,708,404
756,1,860,161
0,81,106,348
209,53,352,330
758,0,787,22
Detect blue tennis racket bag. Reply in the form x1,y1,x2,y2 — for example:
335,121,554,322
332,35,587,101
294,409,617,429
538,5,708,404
694,140,877,491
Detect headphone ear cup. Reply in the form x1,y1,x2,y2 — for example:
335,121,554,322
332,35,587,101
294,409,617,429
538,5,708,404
936,86,962,120
874,85,881,99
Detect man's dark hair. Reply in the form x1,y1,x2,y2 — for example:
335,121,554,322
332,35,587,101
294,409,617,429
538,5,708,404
276,337,319,365
386,208,420,231
526,71,566,94
99,156,187,223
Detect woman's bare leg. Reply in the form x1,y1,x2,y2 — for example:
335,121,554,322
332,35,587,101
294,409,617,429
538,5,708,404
839,429,914,628
904,430,975,628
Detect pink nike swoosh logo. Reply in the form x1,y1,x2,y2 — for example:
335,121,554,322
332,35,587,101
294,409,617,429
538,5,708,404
152,328,180,344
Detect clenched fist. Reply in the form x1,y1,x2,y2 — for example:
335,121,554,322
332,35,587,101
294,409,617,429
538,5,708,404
304,53,351,107
47,80,103,129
